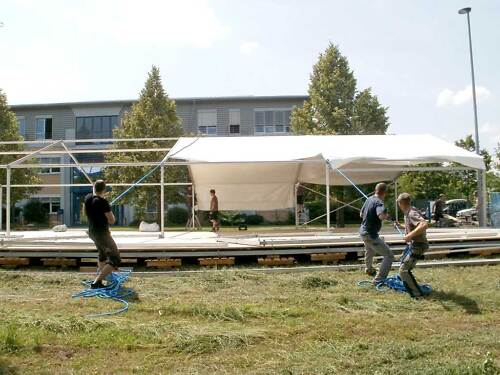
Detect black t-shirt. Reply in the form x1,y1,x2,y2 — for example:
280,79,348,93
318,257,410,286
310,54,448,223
359,196,386,239
84,194,111,233
434,199,444,215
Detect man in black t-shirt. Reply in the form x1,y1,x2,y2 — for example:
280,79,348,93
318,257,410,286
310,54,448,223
84,180,120,289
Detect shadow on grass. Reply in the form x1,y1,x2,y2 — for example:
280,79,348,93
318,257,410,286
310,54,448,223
427,290,481,315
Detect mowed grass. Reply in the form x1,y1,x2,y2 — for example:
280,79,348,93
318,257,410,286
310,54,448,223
0,266,499,375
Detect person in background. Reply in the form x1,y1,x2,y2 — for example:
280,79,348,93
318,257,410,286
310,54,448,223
433,193,445,226
209,189,220,232
359,182,394,284
84,180,120,289
396,193,429,298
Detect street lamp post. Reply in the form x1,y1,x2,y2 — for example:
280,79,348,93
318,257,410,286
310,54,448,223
458,7,487,227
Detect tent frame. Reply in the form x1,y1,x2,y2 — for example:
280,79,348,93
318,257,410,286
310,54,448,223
0,137,484,237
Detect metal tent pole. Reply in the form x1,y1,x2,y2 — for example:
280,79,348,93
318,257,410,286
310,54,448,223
8,140,62,167
60,142,93,184
294,183,299,229
191,183,196,229
325,162,330,232
6,167,11,236
395,179,399,223
160,164,165,238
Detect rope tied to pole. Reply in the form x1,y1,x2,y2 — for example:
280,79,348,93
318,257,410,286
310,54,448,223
72,270,135,318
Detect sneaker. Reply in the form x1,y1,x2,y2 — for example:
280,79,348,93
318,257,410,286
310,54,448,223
365,268,377,277
90,280,105,289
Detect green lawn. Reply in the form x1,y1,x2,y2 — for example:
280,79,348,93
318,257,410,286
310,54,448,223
0,266,499,374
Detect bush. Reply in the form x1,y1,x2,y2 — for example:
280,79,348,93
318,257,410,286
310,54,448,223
167,206,189,225
23,199,48,224
220,212,247,226
246,214,264,225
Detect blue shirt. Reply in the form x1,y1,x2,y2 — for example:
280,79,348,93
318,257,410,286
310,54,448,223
359,196,386,239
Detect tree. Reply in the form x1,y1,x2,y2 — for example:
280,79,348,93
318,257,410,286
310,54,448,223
397,135,494,203
105,66,187,223
0,89,41,222
291,43,390,226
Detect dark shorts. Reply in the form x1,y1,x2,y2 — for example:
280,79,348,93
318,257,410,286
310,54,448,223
89,230,121,267
209,211,219,221
297,195,304,205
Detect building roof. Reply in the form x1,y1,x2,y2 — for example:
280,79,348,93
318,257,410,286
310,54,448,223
10,95,309,109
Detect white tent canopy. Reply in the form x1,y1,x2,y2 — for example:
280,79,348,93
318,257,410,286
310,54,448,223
168,134,485,211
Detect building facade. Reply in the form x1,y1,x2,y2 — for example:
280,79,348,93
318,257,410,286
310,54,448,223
11,95,306,226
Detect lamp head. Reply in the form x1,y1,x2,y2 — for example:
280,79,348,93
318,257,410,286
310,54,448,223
458,7,471,14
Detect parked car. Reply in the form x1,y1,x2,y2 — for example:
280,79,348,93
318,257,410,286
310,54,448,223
456,207,477,222
443,199,469,217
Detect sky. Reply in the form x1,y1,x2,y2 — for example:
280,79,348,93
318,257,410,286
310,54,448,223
1,0,499,153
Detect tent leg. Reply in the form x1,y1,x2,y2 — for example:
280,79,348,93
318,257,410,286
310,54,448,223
479,171,487,226
294,183,299,229
160,164,165,238
6,167,11,237
394,179,398,223
325,162,330,232
191,183,195,229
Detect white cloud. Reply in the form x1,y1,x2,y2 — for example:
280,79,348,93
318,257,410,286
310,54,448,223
479,122,500,152
1,0,231,103
436,85,491,107
12,0,230,48
239,41,260,55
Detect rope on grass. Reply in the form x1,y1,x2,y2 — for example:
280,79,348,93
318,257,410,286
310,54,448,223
357,274,432,295
72,270,135,318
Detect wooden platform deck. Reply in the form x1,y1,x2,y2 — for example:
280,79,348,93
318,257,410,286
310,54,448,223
1,228,499,268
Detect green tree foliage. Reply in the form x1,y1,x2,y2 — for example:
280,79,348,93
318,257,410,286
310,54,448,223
291,43,389,135
352,88,389,135
397,135,496,202
23,199,48,224
0,89,41,213
105,66,187,222
290,43,390,226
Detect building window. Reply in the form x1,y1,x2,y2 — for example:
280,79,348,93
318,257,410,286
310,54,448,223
39,157,61,174
254,110,292,134
36,117,52,139
40,197,61,214
229,109,240,135
197,109,217,136
17,117,26,138
76,116,118,139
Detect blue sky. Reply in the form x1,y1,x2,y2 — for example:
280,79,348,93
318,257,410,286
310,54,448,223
1,0,499,152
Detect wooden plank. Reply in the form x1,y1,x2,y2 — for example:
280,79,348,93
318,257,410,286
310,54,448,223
42,258,77,267
198,257,235,266
80,258,137,264
258,256,295,266
311,253,346,264
0,257,30,266
146,258,182,268
79,266,97,273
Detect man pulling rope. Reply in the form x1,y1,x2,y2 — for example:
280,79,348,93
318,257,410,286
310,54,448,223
84,180,121,289
395,192,430,298
359,182,395,284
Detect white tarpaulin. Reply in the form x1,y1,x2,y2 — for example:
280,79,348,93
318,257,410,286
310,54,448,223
168,134,484,210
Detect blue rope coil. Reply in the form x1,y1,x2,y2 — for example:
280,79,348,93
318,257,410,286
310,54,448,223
72,270,135,318
357,274,432,295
